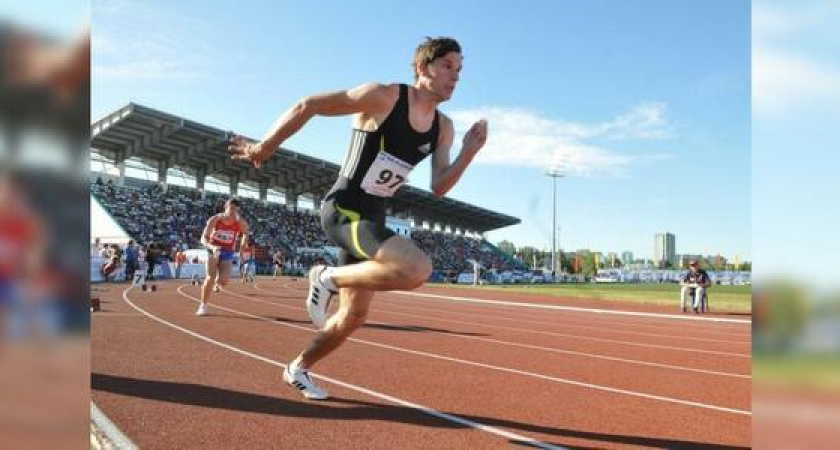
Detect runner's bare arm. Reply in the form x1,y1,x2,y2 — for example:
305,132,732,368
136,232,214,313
430,115,488,197
238,220,250,251
200,216,220,251
229,83,397,167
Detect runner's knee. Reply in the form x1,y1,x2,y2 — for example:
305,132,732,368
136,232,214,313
395,255,432,288
345,308,369,329
332,306,368,331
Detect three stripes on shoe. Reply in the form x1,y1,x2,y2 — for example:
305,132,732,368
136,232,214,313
311,286,321,305
288,368,313,391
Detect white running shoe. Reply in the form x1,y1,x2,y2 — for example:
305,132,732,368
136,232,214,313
195,303,208,316
283,365,329,400
306,265,336,329
213,284,220,292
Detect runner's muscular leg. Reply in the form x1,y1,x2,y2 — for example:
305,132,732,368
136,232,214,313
201,253,219,305
217,260,233,286
293,287,373,369
329,236,432,291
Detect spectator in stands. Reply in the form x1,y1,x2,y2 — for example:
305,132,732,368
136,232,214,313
101,244,122,281
145,242,158,281
174,248,186,279
124,240,138,282
90,237,101,257
273,249,285,279
91,181,519,277
681,259,711,313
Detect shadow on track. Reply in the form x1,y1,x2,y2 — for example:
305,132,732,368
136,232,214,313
93,373,747,449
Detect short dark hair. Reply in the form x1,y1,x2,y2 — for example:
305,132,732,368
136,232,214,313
413,36,461,80
226,197,241,208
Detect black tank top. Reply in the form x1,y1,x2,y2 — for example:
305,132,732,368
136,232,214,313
330,84,440,204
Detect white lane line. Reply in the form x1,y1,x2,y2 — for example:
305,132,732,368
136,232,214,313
242,286,749,379
377,300,750,345
122,286,562,450
199,287,751,415
92,312,144,318
254,282,752,335
378,308,750,357
380,292,753,338
91,402,138,450
251,284,749,358
394,291,752,324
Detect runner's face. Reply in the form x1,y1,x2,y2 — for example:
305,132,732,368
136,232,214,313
426,52,462,101
225,201,238,215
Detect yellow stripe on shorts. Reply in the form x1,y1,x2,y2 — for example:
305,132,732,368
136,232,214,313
334,204,371,259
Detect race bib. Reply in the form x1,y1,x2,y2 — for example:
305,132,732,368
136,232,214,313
360,151,414,197
211,229,236,244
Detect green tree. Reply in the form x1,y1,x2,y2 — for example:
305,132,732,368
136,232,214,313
536,250,551,269
497,240,516,257
559,252,573,274
581,251,597,278
754,281,811,352
519,246,539,267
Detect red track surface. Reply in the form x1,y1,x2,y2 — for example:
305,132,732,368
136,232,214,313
91,277,751,449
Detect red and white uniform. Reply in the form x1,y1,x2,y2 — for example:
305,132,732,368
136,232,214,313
210,216,242,251
240,243,254,261
0,214,38,280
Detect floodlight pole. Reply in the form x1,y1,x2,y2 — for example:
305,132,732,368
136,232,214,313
547,169,565,280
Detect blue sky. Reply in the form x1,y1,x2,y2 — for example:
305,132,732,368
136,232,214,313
753,0,840,287
91,0,750,261
1,2,88,39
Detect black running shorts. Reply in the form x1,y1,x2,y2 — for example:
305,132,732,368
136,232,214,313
321,193,395,266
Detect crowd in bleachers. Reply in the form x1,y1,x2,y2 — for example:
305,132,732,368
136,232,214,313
91,178,516,273
410,229,518,273
92,179,324,255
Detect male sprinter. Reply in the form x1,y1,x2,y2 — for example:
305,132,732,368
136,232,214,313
230,37,487,399
272,249,285,279
196,198,249,316
239,236,256,283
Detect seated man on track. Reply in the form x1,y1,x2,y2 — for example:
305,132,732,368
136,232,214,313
680,259,711,313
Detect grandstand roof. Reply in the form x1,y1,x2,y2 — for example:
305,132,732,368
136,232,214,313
90,103,520,232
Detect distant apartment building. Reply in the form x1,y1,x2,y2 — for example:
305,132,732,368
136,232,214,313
654,232,676,269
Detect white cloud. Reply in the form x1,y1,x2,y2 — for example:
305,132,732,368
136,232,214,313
449,104,672,178
753,3,818,39
753,46,840,117
753,2,840,117
599,103,672,140
92,0,212,82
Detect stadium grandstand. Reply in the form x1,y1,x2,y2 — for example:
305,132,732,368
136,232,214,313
90,103,526,279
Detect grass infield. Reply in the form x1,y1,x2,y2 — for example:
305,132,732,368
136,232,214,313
431,282,752,313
